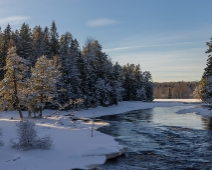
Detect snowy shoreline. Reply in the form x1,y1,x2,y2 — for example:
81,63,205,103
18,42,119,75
0,99,205,170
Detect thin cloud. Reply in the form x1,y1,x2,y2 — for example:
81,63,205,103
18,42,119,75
87,18,118,27
105,40,206,52
0,16,31,25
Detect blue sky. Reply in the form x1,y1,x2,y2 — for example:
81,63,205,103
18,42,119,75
0,0,211,82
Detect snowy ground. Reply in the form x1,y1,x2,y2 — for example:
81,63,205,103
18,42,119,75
154,99,201,103
0,99,207,170
155,99,212,117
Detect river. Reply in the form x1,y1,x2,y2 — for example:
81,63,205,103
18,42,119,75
97,105,212,170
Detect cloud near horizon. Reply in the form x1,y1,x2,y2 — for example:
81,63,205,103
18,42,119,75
0,16,31,25
86,18,118,27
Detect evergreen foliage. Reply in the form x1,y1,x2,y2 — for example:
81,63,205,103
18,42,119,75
193,78,206,100
0,24,11,80
0,21,154,116
122,64,153,101
43,27,51,58
204,37,212,75
201,36,212,102
29,55,61,116
50,21,59,56
32,26,48,64
58,32,73,105
0,47,28,118
17,23,33,63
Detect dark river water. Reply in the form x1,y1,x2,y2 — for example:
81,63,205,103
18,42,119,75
97,106,212,170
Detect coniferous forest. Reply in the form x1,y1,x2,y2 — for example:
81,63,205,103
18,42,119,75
154,81,198,99
0,21,153,116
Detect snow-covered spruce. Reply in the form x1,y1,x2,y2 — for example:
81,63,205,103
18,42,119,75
10,119,52,150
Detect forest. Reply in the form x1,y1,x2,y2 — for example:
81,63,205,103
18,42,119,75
154,81,198,99
0,21,153,118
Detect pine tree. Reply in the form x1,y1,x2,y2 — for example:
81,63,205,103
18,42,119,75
43,27,51,58
50,21,59,56
32,25,50,63
202,36,212,102
134,64,145,100
29,55,61,116
193,78,206,101
17,23,33,63
82,39,112,106
0,47,28,118
57,32,72,105
76,47,90,107
122,64,136,100
122,63,152,101
9,31,19,48
69,39,83,99
0,24,11,80
143,71,153,101
111,62,124,104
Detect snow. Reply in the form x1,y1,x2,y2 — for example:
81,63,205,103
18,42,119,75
77,100,200,118
155,99,212,117
0,100,205,170
154,99,201,103
176,106,212,117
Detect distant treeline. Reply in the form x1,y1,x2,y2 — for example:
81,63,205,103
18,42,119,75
153,81,198,99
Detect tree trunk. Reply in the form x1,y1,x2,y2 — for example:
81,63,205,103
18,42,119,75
13,71,23,118
39,94,43,117
28,110,31,118
18,107,23,118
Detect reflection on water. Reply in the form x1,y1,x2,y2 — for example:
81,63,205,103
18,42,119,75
152,106,207,130
97,106,212,170
202,117,212,130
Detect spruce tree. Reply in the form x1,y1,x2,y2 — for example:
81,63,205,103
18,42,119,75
204,36,212,77
32,25,49,63
122,63,152,101
17,23,33,68
69,38,83,100
57,32,72,105
0,24,11,80
202,36,212,101
77,48,90,108
9,31,19,48
143,71,153,101
43,27,51,58
111,62,124,104
50,21,59,56
122,64,135,100
82,39,110,106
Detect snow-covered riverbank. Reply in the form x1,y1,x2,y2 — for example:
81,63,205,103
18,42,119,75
176,106,212,117
0,100,205,170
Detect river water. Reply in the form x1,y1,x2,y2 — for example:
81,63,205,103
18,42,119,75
97,105,212,170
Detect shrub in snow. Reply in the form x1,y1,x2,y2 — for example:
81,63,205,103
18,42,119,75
10,119,52,150
56,98,84,119
0,128,3,146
